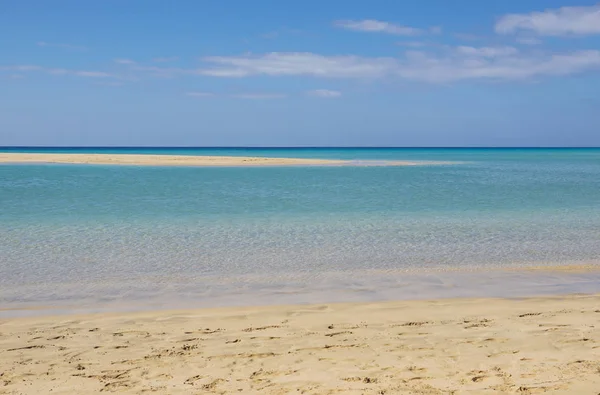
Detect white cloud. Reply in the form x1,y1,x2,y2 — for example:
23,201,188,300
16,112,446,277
198,68,250,77
496,5,600,36
186,91,214,97
190,49,600,83
307,89,342,98
197,52,397,78
396,49,600,83
37,41,87,51
456,46,519,58
115,59,136,65
231,93,287,99
334,19,424,36
10,43,600,87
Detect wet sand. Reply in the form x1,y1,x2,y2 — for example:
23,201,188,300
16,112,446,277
0,153,445,167
1,295,599,394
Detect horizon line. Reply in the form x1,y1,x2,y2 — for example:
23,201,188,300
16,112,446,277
1,146,599,149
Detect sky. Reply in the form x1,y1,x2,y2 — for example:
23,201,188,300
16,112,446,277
1,0,600,147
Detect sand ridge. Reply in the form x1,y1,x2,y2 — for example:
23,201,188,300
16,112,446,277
1,295,599,394
0,153,455,167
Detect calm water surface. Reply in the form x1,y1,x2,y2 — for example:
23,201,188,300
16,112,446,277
1,148,599,315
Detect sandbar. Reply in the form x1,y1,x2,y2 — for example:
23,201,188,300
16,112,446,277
0,153,452,167
2,295,599,394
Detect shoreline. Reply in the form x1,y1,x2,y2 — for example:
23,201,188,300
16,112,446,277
2,294,599,393
2,263,599,318
0,153,454,167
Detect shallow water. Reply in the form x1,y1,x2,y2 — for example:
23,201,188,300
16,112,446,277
1,148,599,315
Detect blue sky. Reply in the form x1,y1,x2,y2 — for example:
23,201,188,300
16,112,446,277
1,0,600,147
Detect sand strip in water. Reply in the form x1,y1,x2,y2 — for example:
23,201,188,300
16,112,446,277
0,153,455,167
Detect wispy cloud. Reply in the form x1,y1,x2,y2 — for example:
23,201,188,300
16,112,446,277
496,5,600,36
197,52,397,78
231,93,287,99
1,65,113,78
37,41,87,51
186,91,214,97
334,19,424,36
396,48,600,83
114,59,136,65
307,89,342,98
128,65,185,78
516,37,543,45
455,46,519,58
12,44,599,86
189,49,600,83
397,41,430,48
429,26,443,35
4,65,42,71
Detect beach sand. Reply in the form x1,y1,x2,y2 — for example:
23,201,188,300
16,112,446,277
1,295,599,394
0,153,441,167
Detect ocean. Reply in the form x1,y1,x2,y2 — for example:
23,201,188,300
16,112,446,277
1,148,599,316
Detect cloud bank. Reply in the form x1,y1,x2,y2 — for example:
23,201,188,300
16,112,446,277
496,5,600,36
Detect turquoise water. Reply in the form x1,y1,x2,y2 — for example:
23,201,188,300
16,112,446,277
1,148,599,315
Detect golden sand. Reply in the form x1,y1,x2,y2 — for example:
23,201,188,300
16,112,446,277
0,153,447,167
2,295,599,394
